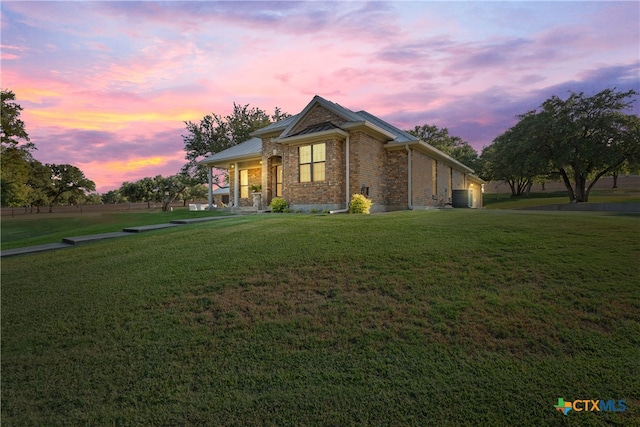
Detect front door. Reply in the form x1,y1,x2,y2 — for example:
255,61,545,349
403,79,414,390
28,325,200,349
275,164,282,197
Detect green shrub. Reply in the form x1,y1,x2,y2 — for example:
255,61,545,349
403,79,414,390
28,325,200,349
349,194,373,214
269,197,288,213
283,208,291,213
310,208,319,214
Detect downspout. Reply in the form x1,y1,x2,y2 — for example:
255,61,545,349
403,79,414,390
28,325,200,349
233,162,239,207
346,135,350,207
405,144,413,210
207,166,213,209
330,135,350,214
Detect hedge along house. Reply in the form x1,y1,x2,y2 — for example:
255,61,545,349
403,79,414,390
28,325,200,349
200,95,484,212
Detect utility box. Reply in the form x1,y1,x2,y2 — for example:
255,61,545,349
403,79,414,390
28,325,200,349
452,189,472,208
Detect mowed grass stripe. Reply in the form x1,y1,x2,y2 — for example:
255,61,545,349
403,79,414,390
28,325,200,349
2,210,639,425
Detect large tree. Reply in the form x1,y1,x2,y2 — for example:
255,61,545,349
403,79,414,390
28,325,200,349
182,104,290,184
407,124,480,171
520,89,639,202
1,89,36,206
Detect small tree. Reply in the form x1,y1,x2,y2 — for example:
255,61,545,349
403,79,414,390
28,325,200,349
46,164,96,212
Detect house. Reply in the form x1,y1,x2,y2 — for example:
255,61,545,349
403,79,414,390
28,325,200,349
200,95,484,212
211,186,230,207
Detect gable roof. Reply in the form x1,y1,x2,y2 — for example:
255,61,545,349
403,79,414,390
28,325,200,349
278,95,363,140
249,95,423,145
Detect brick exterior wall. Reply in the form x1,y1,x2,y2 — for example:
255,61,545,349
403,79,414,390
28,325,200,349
432,160,450,206
284,137,345,208
259,134,346,210
411,150,434,207
349,131,388,208
385,149,409,209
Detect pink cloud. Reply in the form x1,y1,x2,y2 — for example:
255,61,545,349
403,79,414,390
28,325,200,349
2,0,637,192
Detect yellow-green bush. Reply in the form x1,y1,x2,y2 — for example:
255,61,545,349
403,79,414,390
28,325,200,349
349,194,373,214
269,197,288,213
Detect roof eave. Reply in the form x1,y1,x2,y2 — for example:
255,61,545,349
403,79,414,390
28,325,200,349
467,174,486,184
251,126,287,138
199,153,262,169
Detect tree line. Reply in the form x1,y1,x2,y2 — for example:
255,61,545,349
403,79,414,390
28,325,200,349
1,89,206,212
3,87,637,211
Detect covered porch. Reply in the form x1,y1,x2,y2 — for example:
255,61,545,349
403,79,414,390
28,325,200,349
199,137,281,210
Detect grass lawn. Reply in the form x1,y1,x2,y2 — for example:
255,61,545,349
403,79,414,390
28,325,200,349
2,210,639,425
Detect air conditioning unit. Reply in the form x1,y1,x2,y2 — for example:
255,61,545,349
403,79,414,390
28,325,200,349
452,189,472,208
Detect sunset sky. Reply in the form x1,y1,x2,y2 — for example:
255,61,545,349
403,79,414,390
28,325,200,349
2,1,639,193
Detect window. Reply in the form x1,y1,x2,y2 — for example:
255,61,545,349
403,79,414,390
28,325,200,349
299,143,326,182
240,169,249,198
276,165,283,197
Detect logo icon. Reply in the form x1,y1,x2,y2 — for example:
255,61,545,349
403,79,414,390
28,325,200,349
555,398,572,415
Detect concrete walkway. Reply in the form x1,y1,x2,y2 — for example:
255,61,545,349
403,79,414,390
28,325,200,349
1,215,236,258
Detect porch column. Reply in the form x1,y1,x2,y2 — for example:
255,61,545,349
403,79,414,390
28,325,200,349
233,162,239,207
207,166,213,209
